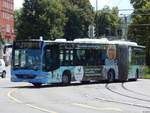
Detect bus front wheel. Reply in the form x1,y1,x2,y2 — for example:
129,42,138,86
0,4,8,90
32,83,42,87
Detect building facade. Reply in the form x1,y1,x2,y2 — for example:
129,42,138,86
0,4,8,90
0,0,15,43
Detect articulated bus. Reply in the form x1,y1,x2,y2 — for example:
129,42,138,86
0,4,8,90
11,38,145,86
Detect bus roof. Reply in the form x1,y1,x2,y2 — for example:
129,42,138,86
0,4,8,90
73,38,138,46
110,40,138,46
14,38,145,48
110,40,145,48
74,38,110,44
74,38,145,48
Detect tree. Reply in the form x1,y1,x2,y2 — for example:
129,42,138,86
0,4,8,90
95,6,121,38
62,0,94,40
0,35,4,58
128,0,150,66
14,9,22,38
0,32,5,46
0,36,4,47
16,0,67,40
130,0,147,9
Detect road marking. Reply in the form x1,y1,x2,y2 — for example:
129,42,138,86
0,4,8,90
7,89,23,104
26,104,57,113
7,89,58,113
73,103,123,112
8,90,122,112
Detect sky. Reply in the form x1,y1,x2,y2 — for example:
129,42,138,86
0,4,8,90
14,0,133,14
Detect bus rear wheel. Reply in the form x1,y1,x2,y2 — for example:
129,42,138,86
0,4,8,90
32,83,42,87
107,71,115,83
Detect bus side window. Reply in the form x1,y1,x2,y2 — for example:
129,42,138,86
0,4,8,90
87,49,95,66
60,50,64,65
66,50,69,61
70,50,74,65
76,49,86,65
62,50,74,66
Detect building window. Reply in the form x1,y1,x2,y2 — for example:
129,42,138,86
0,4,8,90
11,4,13,10
6,24,10,32
12,28,14,33
3,12,4,18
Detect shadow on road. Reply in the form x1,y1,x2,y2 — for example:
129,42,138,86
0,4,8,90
4,81,109,89
2,79,137,89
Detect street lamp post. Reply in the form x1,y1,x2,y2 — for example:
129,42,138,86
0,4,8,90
121,15,128,40
120,14,128,40
95,0,98,38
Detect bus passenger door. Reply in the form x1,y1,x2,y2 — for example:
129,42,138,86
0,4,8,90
44,45,59,71
43,45,60,83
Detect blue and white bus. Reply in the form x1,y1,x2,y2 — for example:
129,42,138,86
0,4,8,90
11,38,145,86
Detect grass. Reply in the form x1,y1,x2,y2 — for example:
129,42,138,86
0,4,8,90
143,67,150,79
144,74,150,79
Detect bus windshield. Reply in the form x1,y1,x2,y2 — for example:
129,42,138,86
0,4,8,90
13,49,41,70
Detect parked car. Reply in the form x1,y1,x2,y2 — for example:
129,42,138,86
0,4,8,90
0,59,6,78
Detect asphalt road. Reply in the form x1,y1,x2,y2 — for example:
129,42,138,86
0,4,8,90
0,67,150,113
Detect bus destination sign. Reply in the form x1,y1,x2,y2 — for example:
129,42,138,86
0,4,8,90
14,41,41,49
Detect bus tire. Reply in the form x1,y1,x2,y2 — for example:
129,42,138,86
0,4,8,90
32,83,42,87
81,81,90,84
107,70,115,83
2,71,6,78
62,71,71,85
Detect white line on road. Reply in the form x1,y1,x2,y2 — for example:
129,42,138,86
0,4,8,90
7,89,58,113
7,89,23,104
26,104,57,113
73,103,123,112
8,89,123,113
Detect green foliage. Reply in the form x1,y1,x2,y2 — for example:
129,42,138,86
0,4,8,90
0,38,4,47
15,0,94,41
0,35,5,46
14,9,22,38
0,26,3,45
16,0,67,40
128,0,150,66
62,0,95,40
144,74,150,79
95,6,121,37
144,67,150,74
130,0,147,9
143,67,150,79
